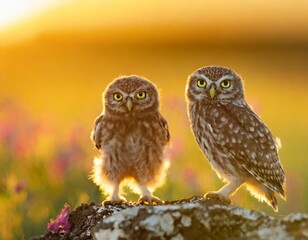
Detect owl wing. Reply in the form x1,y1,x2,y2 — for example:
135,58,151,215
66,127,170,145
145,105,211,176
209,103,286,198
91,114,104,149
158,113,170,143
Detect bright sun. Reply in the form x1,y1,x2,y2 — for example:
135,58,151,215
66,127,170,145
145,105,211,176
0,0,64,29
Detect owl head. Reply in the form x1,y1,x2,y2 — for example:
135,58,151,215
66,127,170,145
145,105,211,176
103,75,160,116
186,66,244,103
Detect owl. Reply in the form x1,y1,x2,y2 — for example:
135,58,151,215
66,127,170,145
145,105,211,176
91,75,170,205
186,66,286,211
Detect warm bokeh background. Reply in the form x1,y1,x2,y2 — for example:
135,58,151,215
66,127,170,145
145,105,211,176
1,0,308,239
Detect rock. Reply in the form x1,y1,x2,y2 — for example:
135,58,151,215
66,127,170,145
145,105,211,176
30,196,308,240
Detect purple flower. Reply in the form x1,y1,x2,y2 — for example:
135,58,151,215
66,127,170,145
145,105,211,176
47,203,71,234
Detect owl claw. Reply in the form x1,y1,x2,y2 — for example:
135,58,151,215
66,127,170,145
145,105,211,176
204,192,231,204
138,196,164,205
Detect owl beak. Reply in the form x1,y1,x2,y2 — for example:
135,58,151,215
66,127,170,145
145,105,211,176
209,86,216,99
126,97,133,111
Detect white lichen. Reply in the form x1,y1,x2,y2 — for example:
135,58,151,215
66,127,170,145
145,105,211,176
171,233,184,240
140,215,161,232
283,213,308,222
172,211,181,218
152,203,196,212
231,206,270,221
256,226,289,240
103,212,125,228
96,206,105,214
94,228,126,240
181,215,192,227
160,213,175,234
93,200,308,240
102,207,139,229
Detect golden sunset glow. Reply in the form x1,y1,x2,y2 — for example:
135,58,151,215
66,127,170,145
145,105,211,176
0,0,65,28
0,1,308,239
1,0,308,45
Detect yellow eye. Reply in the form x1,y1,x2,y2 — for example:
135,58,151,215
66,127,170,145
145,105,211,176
197,79,207,88
136,91,146,99
221,80,231,88
113,93,123,101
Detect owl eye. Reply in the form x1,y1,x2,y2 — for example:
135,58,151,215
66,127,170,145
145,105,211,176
136,91,146,99
220,80,231,88
113,93,123,101
197,79,207,88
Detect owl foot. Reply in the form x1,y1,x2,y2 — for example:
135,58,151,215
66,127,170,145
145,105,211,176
103,196,126,206
204,192,231,204
138,195,164,205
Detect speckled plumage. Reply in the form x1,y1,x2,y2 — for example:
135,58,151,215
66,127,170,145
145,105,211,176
91,76,170,205
186,66,286,211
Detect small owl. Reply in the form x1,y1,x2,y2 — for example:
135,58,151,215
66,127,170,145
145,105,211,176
91,75,170,205
186,66,286,211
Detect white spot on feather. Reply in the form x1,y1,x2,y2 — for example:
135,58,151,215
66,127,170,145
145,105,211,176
257,130,264,137
207,123,213,133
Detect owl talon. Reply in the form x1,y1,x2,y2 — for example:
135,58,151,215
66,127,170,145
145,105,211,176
138,196,163,205
204,192,231,204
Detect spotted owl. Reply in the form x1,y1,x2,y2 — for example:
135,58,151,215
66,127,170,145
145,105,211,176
186,66,286,211
91,75,170,205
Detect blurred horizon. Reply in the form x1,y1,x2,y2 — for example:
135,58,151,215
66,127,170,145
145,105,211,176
1,0,308,46
0,1,308,239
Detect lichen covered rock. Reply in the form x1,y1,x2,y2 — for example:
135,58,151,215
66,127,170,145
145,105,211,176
93,198,308,240
30,196,308,240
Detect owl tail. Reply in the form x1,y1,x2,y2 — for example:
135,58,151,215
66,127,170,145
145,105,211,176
265,191,278,212
246,183,279,212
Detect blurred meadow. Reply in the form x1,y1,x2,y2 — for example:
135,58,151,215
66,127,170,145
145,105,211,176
0,0,308,238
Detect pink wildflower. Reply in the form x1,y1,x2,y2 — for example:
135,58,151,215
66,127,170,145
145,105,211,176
47,203,71,234
165,138,183,160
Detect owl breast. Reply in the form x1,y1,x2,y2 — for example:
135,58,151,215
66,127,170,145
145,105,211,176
101,115,167,177
189,103,248,182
